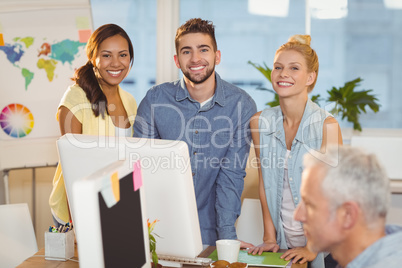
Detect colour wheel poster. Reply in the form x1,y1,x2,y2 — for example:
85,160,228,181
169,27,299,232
0,7,92,140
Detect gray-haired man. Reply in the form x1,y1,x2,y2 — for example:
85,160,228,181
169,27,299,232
294,146,402,268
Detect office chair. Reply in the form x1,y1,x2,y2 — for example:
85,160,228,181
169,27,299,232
235,198,264,246
0,203,38,268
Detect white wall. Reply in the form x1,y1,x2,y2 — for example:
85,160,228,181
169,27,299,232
0,170,4,204
388,194,402,225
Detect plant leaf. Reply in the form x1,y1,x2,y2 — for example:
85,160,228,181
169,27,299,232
152,251,159,267
267,94,280,107
326,78,380,131
310,94,322,106
248,61,272,83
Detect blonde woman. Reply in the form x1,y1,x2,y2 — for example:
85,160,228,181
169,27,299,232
249,35,343,267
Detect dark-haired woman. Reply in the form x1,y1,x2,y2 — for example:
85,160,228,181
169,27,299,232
49,24,136,227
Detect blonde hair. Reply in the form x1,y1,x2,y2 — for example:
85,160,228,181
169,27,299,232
276,34,319,93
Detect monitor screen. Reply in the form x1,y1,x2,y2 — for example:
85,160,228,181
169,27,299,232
57,134,203,263
72,160,150,267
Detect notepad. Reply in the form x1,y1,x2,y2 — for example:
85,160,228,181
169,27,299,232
208,249,290,267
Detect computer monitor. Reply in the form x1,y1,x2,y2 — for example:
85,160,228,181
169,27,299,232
57,134,203,263
71,160,151,267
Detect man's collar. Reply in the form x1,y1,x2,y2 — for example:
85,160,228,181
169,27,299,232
175,73,225,107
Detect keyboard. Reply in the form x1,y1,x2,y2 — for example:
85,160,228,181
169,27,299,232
158,254,212,266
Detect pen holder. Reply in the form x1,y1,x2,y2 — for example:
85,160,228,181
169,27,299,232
45,230,74,261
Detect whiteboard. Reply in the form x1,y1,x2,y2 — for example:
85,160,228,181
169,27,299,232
0,137,59,170
0,0,93,169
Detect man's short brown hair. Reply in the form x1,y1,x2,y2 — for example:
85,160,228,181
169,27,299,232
175,18,217,53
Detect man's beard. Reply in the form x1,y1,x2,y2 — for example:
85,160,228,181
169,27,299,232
182,64,215,84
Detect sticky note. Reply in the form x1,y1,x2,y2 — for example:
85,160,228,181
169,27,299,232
133,160,143,191
0,34,4,46
111,172,120,202
76,16,90,29
100,173,120,208
78,29,92,43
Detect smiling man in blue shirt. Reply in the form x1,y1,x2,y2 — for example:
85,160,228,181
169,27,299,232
133,18,257,247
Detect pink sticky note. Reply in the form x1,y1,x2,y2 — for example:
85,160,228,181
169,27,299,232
133,160,143,191
78,29,92,43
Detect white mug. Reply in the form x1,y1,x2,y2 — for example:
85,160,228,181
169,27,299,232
216,239,241,263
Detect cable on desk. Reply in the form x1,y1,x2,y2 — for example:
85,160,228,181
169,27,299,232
30,255,79,262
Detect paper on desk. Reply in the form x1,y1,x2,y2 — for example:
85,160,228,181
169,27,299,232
208,250,290,267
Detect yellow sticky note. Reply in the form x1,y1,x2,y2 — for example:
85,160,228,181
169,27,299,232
111,172,120,202
76,16,90,29
0,33,4,46
78,29,92,43
101,174,119,208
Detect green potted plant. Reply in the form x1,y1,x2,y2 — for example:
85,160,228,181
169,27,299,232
248,61,380,131
148,219,161,268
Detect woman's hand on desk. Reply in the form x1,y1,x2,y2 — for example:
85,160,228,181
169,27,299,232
239,240,254,249
247,241,280,255
280,246,317,264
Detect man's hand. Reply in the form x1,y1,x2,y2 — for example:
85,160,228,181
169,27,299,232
280,246,317,264
247,242,279,255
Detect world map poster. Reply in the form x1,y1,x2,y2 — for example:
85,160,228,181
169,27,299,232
0,7,92,140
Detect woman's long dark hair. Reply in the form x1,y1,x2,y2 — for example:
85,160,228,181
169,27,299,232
72,24,134,118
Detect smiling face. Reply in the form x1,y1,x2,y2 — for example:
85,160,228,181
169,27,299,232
174,33,221,85
271,49,316,99
294,165,343,253
94,34,131,90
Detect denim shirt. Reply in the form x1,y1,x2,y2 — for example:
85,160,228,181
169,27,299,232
337,225,402,268
133,73,257,245
259,99,331,268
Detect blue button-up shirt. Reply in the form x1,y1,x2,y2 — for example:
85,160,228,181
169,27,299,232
337,225,402,268
133,73,257,245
